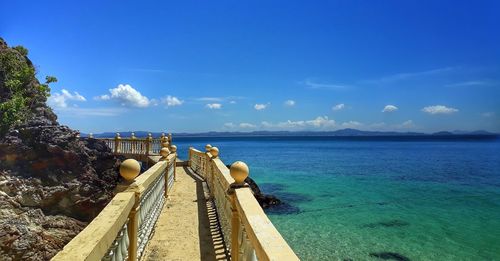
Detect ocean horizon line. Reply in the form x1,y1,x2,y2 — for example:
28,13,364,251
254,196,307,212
81,128,499,138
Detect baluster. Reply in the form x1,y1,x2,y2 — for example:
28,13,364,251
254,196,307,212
115,233,123,261
146,133,151,155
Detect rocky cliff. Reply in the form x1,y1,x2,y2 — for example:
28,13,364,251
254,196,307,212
0,38,123,260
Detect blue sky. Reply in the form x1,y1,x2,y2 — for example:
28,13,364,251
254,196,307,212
2,1,499,133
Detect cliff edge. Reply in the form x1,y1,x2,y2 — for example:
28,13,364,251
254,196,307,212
0,38,123,260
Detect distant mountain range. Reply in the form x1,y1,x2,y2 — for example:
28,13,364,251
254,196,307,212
83,128,498,138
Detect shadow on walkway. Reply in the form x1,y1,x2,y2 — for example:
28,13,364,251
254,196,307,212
183,166,230,261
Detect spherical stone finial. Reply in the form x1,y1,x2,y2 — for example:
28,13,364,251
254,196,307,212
131,132,136,139
89,133,94,138
230,161,249,184
161,141,170,148
205,144,212,151
160,147,170,158
120,159,141,181
169,145,177,153
115,132,121,138
210,147,219,158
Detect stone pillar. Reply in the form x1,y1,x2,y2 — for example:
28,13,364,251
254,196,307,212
160,147,170,197
118,159,141,261
170,145,177,180
228,161,249,261
146,133,153,156
114,133,121,153
188,147,193,167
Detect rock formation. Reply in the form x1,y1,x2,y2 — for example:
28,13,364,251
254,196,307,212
244,177,281,208
0,38,123,260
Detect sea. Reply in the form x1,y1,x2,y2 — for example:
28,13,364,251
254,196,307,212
172,136,500,261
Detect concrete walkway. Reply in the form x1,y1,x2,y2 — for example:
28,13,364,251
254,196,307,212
141,165,228,261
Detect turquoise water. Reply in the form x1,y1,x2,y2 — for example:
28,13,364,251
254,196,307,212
173,137,500,260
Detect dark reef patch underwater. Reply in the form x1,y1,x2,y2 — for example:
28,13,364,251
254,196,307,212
361,219,410,229
369,251,411,261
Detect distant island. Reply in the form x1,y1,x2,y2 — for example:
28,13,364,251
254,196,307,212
85,128,499,138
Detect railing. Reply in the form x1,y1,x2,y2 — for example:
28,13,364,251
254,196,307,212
52,152,177,261
93,132,172,156
189,146,299,261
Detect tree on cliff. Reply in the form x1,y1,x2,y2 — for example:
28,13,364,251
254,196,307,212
0,37,58,136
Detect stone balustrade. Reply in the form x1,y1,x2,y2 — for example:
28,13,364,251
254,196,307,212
52,148,177,261
96,133,170,159
189,146,299,261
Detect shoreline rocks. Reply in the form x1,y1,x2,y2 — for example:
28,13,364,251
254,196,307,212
224,164,281,208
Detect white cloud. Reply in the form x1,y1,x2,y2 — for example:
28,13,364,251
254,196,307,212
254,103,268,110
96,94,110,100
239,123,256,129
196,97,223,102
284,100,295,107
206,103,222,109
303,79,349,90
53,107,125,117
96,84,151,107
48,89,86,108
261,116,336,130
422,105,458,115
364,67,454,84
369,122,387,129
224,122,236,129
341,121,363,128
446,81,491,87
400,120,415,128
307,116,335,128
332,103,345,111
162,95,184,107
382,105,398,112
229,100,237,104
481,112,495,117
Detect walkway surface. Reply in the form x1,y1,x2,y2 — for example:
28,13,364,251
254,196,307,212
141,165,228,261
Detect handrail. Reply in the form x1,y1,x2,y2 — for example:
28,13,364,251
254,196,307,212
189,147,299,261
51,192,135,260
52,151,177,261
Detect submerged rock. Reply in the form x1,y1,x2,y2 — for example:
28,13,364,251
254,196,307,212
369,252,411,261
362,219,410,229
224,164,281,208
244,176,281,208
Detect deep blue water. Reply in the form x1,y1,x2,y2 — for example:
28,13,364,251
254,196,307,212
172,136,500,260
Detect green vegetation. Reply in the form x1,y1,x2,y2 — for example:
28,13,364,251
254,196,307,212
0,38,56,136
